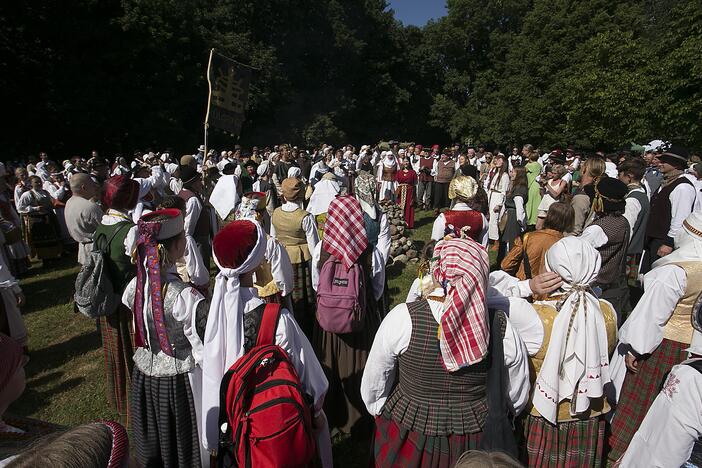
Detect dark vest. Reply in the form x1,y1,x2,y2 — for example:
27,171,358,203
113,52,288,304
591,214,630,285
626,188,650,255
419,157,435,182
363,211,380,248
435,160,454,183
382,300,495,436
646,176,693,241
94,221,134,292
178,189,211,238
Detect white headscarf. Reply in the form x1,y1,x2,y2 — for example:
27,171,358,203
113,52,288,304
209,174,241,220
287,166,302,179
201,220,266,450
257,160,269,177
653,212,702,268
382,151,397,168
532,237,611,425
306,178,340,215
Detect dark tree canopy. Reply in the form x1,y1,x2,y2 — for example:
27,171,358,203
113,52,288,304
2,0,700,159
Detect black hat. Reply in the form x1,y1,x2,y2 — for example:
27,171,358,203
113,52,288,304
658,145,689,168
179,165,199,184
586,177,628,213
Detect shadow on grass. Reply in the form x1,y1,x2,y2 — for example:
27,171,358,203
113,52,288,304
26,330,101,376
10,377,85,417
332,432,371,468
413,213,435,228
21,269,79,314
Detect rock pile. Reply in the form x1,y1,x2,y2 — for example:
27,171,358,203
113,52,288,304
379,200,419,265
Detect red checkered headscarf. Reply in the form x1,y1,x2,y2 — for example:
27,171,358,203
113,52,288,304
432,238,490,371
322,195,368,269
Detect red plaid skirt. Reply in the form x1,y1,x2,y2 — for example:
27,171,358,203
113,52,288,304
372,415,481,468
607,338,688,464
524,414,605,467
100,303,134,428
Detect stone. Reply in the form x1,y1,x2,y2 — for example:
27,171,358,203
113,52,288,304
406,249,417,259
391,234,401,241
389,225,398,235
393,254,408,264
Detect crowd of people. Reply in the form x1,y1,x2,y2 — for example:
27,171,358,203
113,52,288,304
0,139,701,467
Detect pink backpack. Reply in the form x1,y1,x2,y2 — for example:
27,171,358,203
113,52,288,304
316,256,366,334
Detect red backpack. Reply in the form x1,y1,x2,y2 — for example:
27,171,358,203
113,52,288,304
217,304,316,468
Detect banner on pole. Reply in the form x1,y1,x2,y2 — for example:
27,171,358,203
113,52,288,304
206,51,253,136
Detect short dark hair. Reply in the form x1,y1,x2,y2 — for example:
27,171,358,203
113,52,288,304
618,158,645,181
543,202,575,233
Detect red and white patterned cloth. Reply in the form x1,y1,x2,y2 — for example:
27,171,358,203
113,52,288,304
431,238,490,371
322,195,368,269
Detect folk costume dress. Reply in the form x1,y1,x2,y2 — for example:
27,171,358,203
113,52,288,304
486,169,510,241
376,152,398,202
520,238,617,468
310,195,386,437
93,175,141,427
500,185,527,246
395,168,417,228
0,247,26,350
0,191,30,276
271,178,319,336
607,212,702,464
122,209,208,468
524,161,542,226
200,220,332,468
361,239,530,468
17,188,62,260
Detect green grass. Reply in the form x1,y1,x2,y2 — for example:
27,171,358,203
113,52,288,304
7,210,438,461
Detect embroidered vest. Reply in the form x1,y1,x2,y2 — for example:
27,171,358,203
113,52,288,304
271,207,311,264
662,261,702,344
382,300,497,436
443,210,483,241
529,299,617,421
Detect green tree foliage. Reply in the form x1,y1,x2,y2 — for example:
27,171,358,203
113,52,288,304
2,0,701,157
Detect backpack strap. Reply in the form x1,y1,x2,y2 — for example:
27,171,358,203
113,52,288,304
687,359,702,374
521,233,532,280
255,303,281,347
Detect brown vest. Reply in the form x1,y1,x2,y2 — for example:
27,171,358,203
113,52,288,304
435,160,455,183
382,299,496,435
419,157,435,182
178,189,211,238
381,165,397,182
662,261,702,344
529,299,617,421
271,207,311,264
591,214,630,285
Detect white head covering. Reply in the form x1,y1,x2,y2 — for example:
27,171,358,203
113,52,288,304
209,174,241,219
201,220,266,450
382,151,397,168
653,212,702,268
532,237,610,425
257,160,269,177
306,178,340,215
287,166,302,179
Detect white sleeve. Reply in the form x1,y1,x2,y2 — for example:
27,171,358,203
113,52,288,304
478,214,489,247
618,265,687,356
502,317,531,415
619,364,702,468
580,224,608,249
184,235,209,286
370,247,386,300
361,304,412,415
504,298,544,356
668,183,696,239
431,214,446,241
16,193,32,214
268,238,294,297
123,225,138,257
376,164,383,182
172,287,207,364
514,195,526,226
376,213,391,265
302,213,319,253
406,278,421,303
623,197,642,240
276,309,329,414
311,243,322,291
431,160,438,177
184,197,201,236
